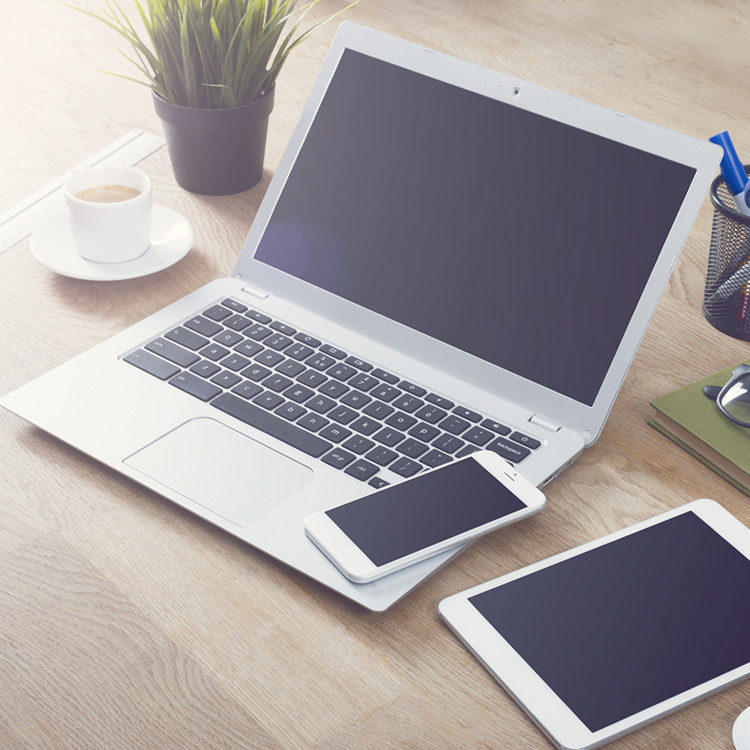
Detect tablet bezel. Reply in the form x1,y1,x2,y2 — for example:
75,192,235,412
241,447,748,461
438,500,750,750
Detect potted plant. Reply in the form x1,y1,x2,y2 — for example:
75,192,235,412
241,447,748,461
74,0,352,195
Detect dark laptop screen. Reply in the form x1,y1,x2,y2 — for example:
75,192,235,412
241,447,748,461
254,49,696,406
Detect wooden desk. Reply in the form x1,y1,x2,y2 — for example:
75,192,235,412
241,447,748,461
2,1,748,747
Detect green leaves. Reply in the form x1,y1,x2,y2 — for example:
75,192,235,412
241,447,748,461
66,0,354,109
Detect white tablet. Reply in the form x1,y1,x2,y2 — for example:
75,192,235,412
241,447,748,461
439,500,750,749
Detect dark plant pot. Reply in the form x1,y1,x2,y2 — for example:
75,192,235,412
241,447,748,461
152,87,275,195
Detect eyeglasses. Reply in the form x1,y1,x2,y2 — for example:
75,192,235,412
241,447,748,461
703,364,750,427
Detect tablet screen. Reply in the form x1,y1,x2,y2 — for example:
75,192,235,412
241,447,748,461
469,511,750,731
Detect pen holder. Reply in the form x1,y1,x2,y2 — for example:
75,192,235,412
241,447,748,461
703,168,750,340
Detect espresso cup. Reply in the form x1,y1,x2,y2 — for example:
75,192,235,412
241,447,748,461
63,166,152,263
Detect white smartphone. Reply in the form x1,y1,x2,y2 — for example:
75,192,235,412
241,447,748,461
304,450,546,584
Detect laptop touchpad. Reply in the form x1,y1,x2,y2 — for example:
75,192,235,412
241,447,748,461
124,417,315,528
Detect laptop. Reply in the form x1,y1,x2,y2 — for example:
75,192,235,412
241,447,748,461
1,23,720,611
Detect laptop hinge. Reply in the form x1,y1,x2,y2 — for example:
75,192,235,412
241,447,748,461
240,283,270,301
529,413,562,433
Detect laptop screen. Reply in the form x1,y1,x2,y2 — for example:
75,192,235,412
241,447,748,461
255,49,696,406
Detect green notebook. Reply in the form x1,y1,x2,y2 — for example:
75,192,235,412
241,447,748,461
648,360,750,497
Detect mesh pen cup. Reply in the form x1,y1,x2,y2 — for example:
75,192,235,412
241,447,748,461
704,169,750,340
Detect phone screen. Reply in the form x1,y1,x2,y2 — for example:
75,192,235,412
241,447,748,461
325,457,527,566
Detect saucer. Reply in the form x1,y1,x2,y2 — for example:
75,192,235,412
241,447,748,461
30,204,194,281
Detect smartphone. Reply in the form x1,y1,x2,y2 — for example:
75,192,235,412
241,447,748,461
304,450,546,584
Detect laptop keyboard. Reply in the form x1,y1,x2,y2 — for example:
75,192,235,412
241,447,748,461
122,298,543,488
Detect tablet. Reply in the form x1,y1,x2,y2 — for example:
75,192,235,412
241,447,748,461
439,500,750,749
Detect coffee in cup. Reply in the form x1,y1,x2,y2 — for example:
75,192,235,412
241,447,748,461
63,166,152,264
76,185,142,203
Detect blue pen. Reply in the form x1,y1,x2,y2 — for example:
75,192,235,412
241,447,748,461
709,131,750,217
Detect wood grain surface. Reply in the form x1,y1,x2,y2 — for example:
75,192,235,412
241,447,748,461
2,1,750,748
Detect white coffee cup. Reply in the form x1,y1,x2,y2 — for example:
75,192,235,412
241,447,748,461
63,166,152,263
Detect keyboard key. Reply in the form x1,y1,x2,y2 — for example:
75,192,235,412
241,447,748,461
306,353,336,371
263,374,293,393
275,402,307,421
329,363,357,381
224,314,252,331
365,446,398,466
390,457,421,478
350,373,378,392
363,401,394,420
322,448,356,469
371,368,399,385
345,460,379,481
296,369,327,388
329,405,358,425
231,381,263,400
275,359,306,378
341,391,372,409
246,324,273,341
298,413,330,432
203,304,232,322
370,384,400,402
439,414,470,435
168,372,221,402
464,426,494,446
146,338,199,367
487,437,531,463
343,435,375,454
456,445,479,458
392,394,423,413
294,332,321,347
408,423,440,442
510,431,542,450
124,349,180,380
254,350,285,367
319,344,346,359
210,370,242,389
184,316,223,337
432,433,464,454
246,309,271,324
213,330,244,347
286,343,314,361
242,363,272,382
369,477,390,489
421,449,452,468
284,385,315,403
319,424,352,443
252,391,285,411
189,360,221,378
221,298,247,313
453,406,482,422
426,393,455,409
373,426,405,447
398,381,426,397
265,333,293,351
386,412,417,431
165,326,209,351
307,395,337,414
350,416,380,436
201,343,230,362
398,438,428,459
345,356,373,371
211,393,332,458
270,321,296,335
415,404,447,424
481,419,511,436
220,353,252,372
233,340,264,358
318,380,349,399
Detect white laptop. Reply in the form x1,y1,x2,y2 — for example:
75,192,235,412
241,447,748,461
1,23,720,611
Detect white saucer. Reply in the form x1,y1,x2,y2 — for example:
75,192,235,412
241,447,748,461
734,706,750,750
30,204,194,281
